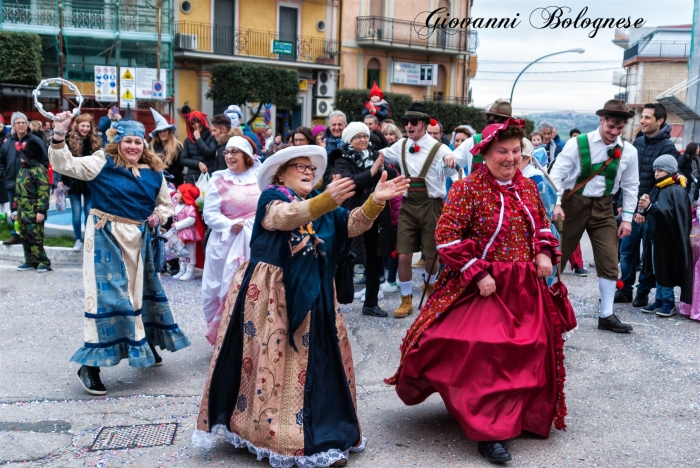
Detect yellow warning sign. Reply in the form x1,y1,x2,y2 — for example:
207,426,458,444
110,89,116,94
96,89,102,94
122,69,134,80
122,89,134,99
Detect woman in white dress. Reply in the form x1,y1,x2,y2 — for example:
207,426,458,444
201,136,261,344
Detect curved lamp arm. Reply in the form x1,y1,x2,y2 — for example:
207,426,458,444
509,48,585,105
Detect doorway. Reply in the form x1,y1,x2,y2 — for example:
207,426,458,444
278,6,297,61
214,0,235,55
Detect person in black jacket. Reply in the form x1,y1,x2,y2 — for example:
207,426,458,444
637,155,692,316
363,114,389,150
330,121,395,317
678,142,699,202
180,111,217,183
57,114,101,250
211,113,236,171
0,112,48,245
618,103,680,307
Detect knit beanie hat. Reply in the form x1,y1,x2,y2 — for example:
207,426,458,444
342,122,370,145
11,112,28,126
653,154,678,175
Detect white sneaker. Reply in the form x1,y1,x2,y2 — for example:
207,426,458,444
361,289,384,302
72,239,83,251
354,288,366,299
172,261,185,279
179,264,194,281
381,281,398,293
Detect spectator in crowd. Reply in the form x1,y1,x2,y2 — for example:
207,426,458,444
364,114,389,150
452,126,471,150
58,114,101,251
325,110,347,153
28,121,47,146
209,113,239,171
181,111,217,183
149,108,184,185
678,142,699,202
43,121,52,141
383,123,402,145
0,112,48,245
381,118,396,131
551,126,564,150
529,131,549,167
98,106,121,146
268,134,286,156
292,126,316,146
637,155,693,316
427,120,452,147
0,116,7,145
312,125,326,147
618,102,679,306
538,121,562,166
264,127,274,153
454,99,513,174
570,128,581,139
330,122,397,317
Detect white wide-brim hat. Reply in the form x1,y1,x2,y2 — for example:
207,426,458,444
257,145,327,191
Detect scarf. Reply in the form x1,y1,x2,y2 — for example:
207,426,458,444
344,146,373,169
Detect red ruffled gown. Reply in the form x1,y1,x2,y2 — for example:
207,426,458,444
386,165,574,441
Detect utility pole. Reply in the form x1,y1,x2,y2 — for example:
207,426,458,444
58,0,64,108
116,0,121,108
156,0,163,112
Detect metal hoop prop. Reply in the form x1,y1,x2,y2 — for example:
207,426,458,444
33,78,84,121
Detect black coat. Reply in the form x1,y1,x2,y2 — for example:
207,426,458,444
633,123,679,200
641,179,693,303
60,138,94,196
330,144,396,258
152,139,184,186
370,129,389,150
0,132,48,191
180,128,217,183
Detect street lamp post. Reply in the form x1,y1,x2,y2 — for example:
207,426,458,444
509,48,585,104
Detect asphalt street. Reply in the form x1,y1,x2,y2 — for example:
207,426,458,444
1,237,699,467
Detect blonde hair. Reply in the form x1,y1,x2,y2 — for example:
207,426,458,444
382,123,402,141
105,140,166,172
28,121,42,132
151,129,183,166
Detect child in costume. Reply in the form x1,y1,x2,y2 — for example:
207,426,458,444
173,183,205,281
362,82,390,123
638,155,693,316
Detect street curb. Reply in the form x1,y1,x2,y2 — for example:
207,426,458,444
0,243,82,265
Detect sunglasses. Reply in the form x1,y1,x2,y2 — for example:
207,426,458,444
402,119,422,126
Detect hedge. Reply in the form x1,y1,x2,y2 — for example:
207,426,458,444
0,31,42,85
334,89,412,124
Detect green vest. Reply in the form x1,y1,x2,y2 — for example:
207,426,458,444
470,133,482,173
574,134,621,196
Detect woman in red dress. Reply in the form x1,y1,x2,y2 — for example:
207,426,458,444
386,119,574,463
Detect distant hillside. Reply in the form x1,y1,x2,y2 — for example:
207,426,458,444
522,112,599,142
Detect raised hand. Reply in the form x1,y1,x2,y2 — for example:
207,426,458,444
53,111,73,134
373,172,410,202
326,174,356,205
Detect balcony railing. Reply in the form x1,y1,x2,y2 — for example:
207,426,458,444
423,95,469,105
1,0,171,34
356,16,478,54
173,22,340,66
623,41,691,62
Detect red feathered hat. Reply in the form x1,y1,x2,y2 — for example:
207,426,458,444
369,81,384,100
470,118,526,156
178,183,200,206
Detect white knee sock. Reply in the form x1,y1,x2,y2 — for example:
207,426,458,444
599,278,616,318
428,273,438,284
400,280,413,296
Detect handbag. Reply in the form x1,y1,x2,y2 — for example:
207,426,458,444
195,173,210,211
151,223,168,273
335,249,357,304
163,227,189,261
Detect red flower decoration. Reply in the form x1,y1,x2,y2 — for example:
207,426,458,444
242,357,254,375
616,279,624,290
247,284,261,301
298,370,307,386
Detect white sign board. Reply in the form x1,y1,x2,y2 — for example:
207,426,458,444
94,66,117,102
391,62,438,86
135,68,167,99
119,67,136,108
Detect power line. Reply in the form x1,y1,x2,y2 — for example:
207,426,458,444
471,78,615,83
478,60,621,64
477,67,623,74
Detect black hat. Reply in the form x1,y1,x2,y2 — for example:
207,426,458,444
401,103,431,122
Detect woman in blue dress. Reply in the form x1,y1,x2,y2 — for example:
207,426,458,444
193,145,408,467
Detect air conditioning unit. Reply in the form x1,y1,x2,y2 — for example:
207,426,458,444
313,98,333,117
368,28,383,40
176,33,198,50
313,71,336,98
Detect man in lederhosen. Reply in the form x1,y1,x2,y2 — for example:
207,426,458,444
549,99,639,333
380,103,458,318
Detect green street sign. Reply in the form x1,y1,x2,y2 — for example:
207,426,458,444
272,40,294,55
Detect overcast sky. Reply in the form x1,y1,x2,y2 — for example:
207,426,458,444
468,0,695,114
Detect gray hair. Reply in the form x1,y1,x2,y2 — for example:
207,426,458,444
11,112,28,126
328,110,347,124
537,121,554,132
363,114,379,125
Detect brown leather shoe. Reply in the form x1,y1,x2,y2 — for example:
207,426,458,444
422,283,434,295
412,258,425,268
2,236,21,245
394,294,413,318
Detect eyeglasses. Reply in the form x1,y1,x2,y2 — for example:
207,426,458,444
292,163,317,175
352,134,369,140
223,149,240,156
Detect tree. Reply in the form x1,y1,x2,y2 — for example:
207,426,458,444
207,62,299,125
0,31,42,85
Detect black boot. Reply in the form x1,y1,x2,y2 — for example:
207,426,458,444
149,343,163,367
632,293,649,308
77,365,107,395
478,441,512,463
598,313,633,333
613,291,632,303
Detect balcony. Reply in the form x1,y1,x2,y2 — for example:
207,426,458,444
423,95,469,105
612,71,628,87
173,22,339,68
356,16,478,56
623,41,691,63
1,0,171,37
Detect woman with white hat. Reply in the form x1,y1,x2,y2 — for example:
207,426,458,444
201,136,261,345
193,145,409,467
149,108,184,185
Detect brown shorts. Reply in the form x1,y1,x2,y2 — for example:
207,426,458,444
396,197,444,259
